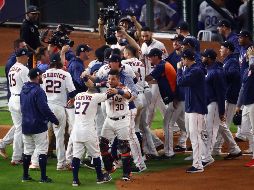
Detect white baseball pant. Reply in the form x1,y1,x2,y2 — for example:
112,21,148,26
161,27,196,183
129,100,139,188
129,108,146,168
0,126,15,148
48,104,66,168
8,95,23,161
23,131,49,156
95,104,106,136
65,107,75,164
213,101,241,154
163,101,186,157
185,112,206,170
239,103,254,158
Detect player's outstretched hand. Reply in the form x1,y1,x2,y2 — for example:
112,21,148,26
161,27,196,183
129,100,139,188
66,98,75,108
106,88,118,95
80,71,89,78
177,61,183,69
219,114,226,122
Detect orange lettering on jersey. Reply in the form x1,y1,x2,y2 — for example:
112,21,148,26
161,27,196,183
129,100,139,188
10,67,21,73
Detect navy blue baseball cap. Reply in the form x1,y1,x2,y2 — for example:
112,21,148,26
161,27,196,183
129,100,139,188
181,38,196,48
176,22,189,31
218,20,231,28
171,34,184,42
27,5,40,14
221,41,235,52
109,54,121,62
181,49,195,60
201,49,217,60
50,53,61,63
28,68,42,79
238,30,252,40
147,48,163,57
76,44,92,55
16,48,29,57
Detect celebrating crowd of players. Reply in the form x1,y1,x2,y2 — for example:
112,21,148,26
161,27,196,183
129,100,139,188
1,4,254,187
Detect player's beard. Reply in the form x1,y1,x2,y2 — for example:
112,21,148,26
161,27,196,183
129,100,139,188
39,77,43,84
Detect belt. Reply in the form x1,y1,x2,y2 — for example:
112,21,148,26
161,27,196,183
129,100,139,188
109,116,125,121
11,94,20,96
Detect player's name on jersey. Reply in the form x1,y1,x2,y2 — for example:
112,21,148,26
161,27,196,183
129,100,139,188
124,61,144,67
75,95,92,101
9,66,22,73
42,72,66,80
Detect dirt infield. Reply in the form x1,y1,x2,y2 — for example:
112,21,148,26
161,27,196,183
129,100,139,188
116,156,254,190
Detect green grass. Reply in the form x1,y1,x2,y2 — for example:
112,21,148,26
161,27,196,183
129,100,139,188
0,146,191,190
0,108,13,125
0,66,5,77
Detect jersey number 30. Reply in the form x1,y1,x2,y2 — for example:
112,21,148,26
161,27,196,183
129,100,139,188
45,80,61,93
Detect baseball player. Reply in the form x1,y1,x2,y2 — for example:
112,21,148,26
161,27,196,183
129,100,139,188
42,53,76,170
201,49,226,167
99,69,132,181
213,41,242,159
8,48,30,165
140,26,168,151
177,49,207,173
20,68,59,183
236,51,254,167
198,0,232,41
145,48,177,159
71,78,112,186
0,127,15,159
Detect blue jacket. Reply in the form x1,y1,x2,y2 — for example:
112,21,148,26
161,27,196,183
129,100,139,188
150,60,176,105
239,44,252,78
223,53,241,104
205,62,226,116
67,57,87,93
177,63,207,114
5,52,17,100
20,82,59,134
237,68,254,106
165,50,181,71
226,32,240,54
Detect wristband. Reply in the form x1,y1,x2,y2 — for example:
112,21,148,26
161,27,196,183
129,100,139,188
83,77,88,82
117,89,124,95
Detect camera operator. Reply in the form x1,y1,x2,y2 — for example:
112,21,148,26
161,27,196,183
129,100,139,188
20,5,41,69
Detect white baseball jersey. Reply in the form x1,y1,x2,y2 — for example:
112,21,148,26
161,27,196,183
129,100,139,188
8,62,29,95
141,39,168,75
199,6,232,31
72,92,107,142
42,68,76,107
121,57,146,92
105,85,131,118
96,63,136,80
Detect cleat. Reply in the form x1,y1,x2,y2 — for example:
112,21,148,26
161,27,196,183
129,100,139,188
202,158,215,168
29,164,40,170
122,173,131,181
22,176,34,182
109,166,117,174
57,165,70,171
159,154,175,160
186,166,204,173
0,148,8,159
83,159,95,170
97,173,112,184
39,177,52,183
184,155,193,161
156,144,164,152
131,165,147,173
11,160,23,166
174,145,186,152
72,180,81,187
234,137,246,142
145,154,161,160
245,159,254,167
224,151,242,160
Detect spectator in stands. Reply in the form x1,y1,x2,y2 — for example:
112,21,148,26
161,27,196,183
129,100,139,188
167,0,181,27
238,0,250,31
117,0,145,20
217,20,240,53
198,0,232,41
140,0,176,31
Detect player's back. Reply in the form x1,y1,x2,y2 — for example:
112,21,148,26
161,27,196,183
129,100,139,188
74,92,107,128
42,68,75,106
8,62,29,95
122,58,146,91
